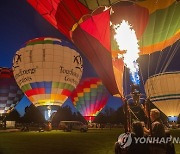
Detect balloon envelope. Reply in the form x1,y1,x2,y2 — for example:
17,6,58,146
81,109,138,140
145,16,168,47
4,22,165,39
27,0,180,53
0,67,24,115
27,0,180,96
12,37,83,108
70,78,109,121
145,72,180,117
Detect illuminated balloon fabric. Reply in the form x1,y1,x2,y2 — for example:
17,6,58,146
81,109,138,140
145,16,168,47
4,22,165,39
12,37,83,107
72,2,148,96
0,67,23,114
70,78,109,121
72,1,179,96
145,72,180,117
27,0,90,40
27,0,180,54
27,0,180,96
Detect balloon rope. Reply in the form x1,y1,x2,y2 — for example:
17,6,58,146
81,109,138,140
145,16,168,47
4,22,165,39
150,48,168,97
145,55,150,97
162,41,180,72
147,54,150,80
162,0,180,72
155,51,163,75
147,41,179,99
129,108,139,120
151,42,179,96
147,54,156,98
159,46,173,73
146,0,161,97
139,67,145,87
159,0,178,73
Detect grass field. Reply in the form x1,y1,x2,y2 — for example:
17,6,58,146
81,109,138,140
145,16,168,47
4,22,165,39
0,129,180,154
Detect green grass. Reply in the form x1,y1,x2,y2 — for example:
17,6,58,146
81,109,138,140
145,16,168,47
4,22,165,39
0,129,180,154
170,129,180,154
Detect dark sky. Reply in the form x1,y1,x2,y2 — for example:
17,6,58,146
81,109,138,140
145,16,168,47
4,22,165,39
0,0,124,116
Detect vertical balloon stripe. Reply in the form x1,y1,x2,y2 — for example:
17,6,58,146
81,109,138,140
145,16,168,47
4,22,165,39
139,2,180,54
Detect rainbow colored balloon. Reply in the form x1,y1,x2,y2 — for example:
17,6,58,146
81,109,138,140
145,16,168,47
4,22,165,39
12,37,83,109
70,78,109,122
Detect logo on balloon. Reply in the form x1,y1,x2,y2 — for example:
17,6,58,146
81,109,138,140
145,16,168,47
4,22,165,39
14,67,38,86
12,53,22,71
73,55,83,72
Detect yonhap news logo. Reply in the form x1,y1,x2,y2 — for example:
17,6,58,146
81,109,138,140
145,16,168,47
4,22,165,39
118,133,132,148
118,133,180,148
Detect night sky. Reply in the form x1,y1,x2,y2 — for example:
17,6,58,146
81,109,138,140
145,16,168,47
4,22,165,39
0,0,124,116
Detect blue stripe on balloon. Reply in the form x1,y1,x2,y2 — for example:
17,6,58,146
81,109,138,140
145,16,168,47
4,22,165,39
53,40,77,50
45,88,51,94
44,82,52,88
30,83,38,89
44,82,52,94
30,81,54,94
37,82,44,88
30,82,52,89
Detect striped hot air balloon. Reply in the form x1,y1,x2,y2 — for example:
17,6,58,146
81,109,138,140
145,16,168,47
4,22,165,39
12,37,83,120
145,72,180,121
70,78,109,122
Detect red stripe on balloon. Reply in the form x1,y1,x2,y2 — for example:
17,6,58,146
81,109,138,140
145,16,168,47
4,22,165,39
62,89,71,96
25,88,45,97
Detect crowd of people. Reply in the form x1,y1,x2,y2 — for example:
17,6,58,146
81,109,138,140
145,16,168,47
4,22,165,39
115,108,176,154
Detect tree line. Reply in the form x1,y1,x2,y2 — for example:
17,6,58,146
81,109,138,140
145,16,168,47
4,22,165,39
4,104,180,126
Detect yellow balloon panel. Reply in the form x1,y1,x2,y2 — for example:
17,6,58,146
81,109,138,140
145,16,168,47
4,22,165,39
12,37,83,106
137,0,175,14
153,101,180,116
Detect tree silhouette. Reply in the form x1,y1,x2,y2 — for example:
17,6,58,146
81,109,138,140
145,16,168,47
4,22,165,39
5,109,21,122
21,104,45,123
52,106,87,127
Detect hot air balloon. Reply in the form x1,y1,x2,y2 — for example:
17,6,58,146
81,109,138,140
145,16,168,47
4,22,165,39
70,78,109,122
12,37,83,121
27,0,180,98
0,67,24,116
145,72,180,121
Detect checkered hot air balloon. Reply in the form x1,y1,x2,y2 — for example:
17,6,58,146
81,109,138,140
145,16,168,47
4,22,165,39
12,37,83,120
0,67,24,115
70,78,109,122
